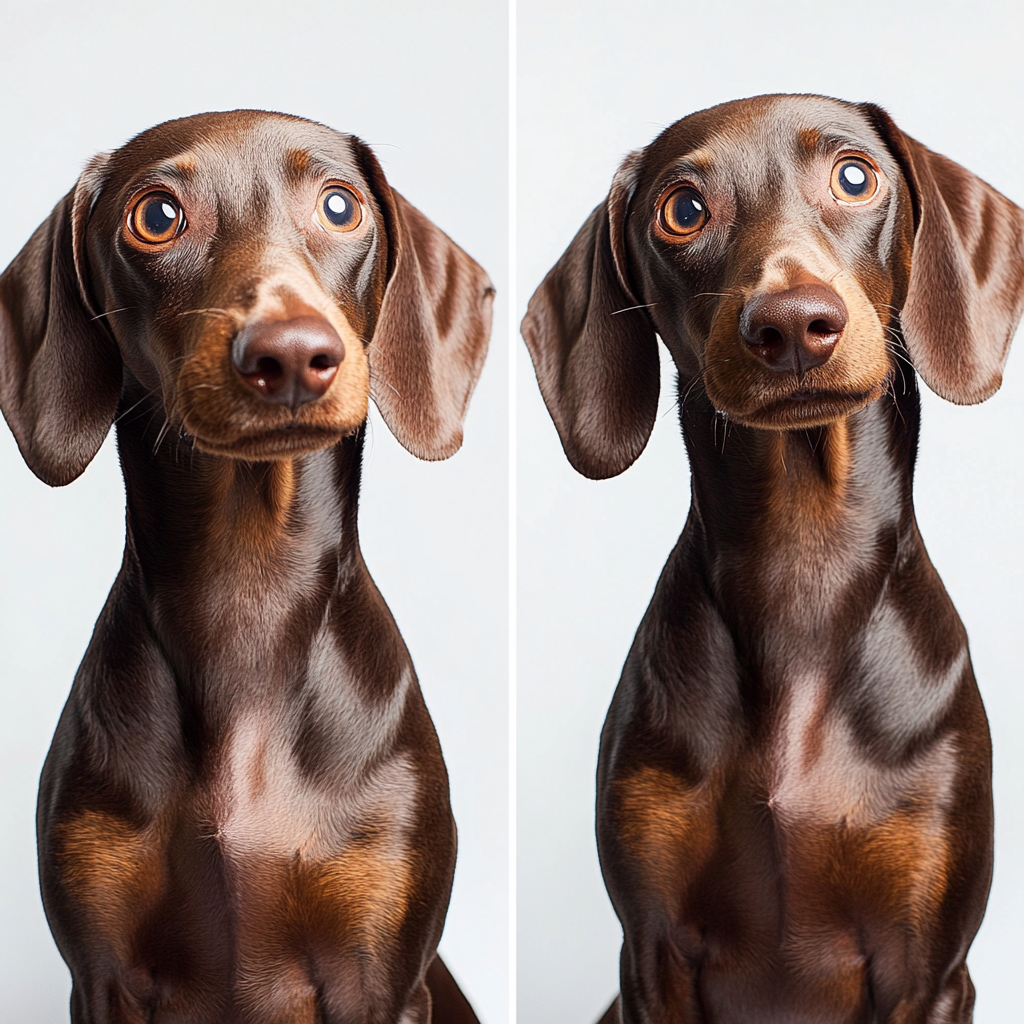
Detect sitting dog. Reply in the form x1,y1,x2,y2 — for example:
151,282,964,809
0,110,493,1024
523,94,1024,1022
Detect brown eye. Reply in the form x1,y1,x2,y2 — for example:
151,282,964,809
315,186,362,232
128,192,186,243
830,157,879,204
658,186,710,238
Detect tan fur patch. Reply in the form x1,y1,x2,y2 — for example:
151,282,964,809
856,805,951,926
309,839,413,949
172,154,197,176
797,127,821,152
54,810,161,955
613,766,717,905
285,148,311,181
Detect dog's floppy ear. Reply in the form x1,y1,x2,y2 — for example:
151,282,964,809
521,152,659,480
355,143,494,461
864,105,1024,404
0,154,122,486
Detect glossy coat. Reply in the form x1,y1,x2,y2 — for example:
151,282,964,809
0,111,493,1024
523,95,1024,1023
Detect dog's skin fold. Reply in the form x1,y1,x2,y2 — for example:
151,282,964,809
0,110,492,1024
523,94,1024,1024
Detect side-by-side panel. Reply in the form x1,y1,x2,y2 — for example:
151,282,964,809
517,3,1024,1023
0,3,508,1022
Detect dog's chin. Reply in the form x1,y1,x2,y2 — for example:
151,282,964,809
178,386,370,461
722,382,889,431
189,424,354,461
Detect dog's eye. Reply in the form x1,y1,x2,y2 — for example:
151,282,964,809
128,192,186,244
316,186,363,232
658,187,710,238
830,158,879,204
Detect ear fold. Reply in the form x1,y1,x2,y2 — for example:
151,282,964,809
521,153,660,480
0,154,122,486
864,105,1024,404
355,144,494,461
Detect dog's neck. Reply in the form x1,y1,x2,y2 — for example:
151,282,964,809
113,381,367,678
679,384,922,652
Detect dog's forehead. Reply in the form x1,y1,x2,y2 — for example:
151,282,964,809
643,95,892,187
104,110,368,201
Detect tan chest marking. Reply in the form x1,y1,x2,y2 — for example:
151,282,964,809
613,766,718,907
54,810,163,956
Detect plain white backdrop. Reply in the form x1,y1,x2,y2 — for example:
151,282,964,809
0,1,508,1022
518,1,1024,1022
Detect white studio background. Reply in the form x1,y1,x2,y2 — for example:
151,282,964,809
518,1,1024,1021
0,2,508,1022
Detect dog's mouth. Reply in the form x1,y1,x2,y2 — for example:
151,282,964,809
727,378,890,429
186,420,356,460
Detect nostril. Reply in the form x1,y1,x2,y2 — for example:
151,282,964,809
309,353,338,372
741,283,847,373
254,356,284,382
757,326,785,349
808,317,842,337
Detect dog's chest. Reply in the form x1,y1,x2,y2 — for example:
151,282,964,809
761,667,958,832
611,570,967,955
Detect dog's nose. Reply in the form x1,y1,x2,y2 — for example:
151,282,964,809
232,315,345,408
739,284,848,374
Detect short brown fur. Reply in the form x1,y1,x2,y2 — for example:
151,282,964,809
523,94,1024,1023
0,110,493,1024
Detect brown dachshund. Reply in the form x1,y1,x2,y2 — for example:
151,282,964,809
523,94,1024,1023
0,110,493,1024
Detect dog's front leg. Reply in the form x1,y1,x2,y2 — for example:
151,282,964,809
67,968,155,1024
617,929,706,1024
599,765,714,1024
875,963,975,1024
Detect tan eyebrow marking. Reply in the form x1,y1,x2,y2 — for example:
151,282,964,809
171,154,196,176
285,148,311,182
680,146,715,173
798,127,821,152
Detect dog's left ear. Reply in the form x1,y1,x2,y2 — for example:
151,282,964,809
0,154,122,486
864,104,1024,404
355,144,494,460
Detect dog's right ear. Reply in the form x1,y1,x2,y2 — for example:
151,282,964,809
864,104,1024,405
352,140,494,463
521,153,660,480
0,154,122,486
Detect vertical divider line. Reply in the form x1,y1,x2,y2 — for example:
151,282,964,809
507,0,518,1021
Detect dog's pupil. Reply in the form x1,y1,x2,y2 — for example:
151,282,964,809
325,191,353,226
144,199,177,236
840,163,867,196
674,192,703,226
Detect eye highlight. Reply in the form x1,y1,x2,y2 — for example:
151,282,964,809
830,157,879,204
315,185,363,232
128,192,186,244
657,186,710,239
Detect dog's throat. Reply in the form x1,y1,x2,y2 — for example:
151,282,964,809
687,402,910,638
118,432,364,669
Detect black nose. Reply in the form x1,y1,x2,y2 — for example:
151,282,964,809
232,315,345,409
739,284,848,374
